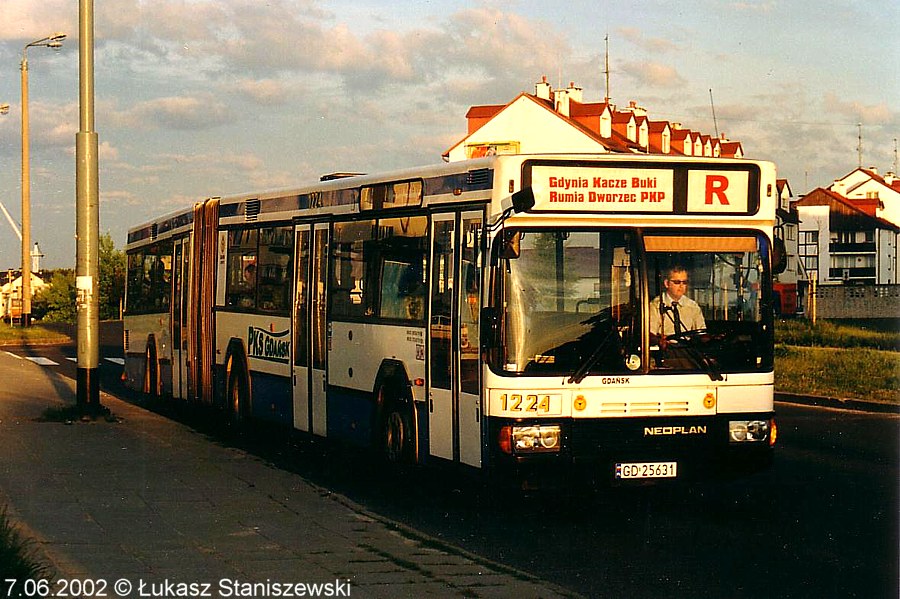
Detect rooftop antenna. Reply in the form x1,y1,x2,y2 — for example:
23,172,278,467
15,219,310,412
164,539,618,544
857,123,863,168
893,138,898,173
709,88,719,139
604,33,610,102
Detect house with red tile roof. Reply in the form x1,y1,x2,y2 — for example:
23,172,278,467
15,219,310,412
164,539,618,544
794,186,898,286
828,167,900,227
443,76,744,161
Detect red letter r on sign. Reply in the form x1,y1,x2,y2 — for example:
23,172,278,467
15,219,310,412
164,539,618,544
705,175,730,204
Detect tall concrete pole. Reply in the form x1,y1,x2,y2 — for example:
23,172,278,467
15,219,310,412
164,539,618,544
76,0,101,412
20,53,31,326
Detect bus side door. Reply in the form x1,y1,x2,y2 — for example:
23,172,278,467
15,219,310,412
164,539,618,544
293,222,329,436
171,237,189,400
428,210,484,467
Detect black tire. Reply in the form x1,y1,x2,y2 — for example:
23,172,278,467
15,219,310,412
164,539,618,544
379,386,414,464
226,353,251,425
143,342,158,397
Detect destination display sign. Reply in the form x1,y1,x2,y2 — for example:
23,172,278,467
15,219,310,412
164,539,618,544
532,166,674,212
526,163,755,215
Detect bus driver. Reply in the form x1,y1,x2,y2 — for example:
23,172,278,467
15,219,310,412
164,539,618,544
649,265,705,339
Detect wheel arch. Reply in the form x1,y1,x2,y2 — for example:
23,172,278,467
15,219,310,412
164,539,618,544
372,358,419,463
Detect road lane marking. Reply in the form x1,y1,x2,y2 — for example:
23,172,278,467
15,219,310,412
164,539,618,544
105,357,125,365
4,351,22,359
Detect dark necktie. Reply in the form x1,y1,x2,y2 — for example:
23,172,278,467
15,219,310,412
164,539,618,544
671,301,683,334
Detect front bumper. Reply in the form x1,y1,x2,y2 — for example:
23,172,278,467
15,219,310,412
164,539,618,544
487,413,774,489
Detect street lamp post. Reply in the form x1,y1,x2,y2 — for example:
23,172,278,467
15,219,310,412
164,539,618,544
1,103,7,319
21,33,65,326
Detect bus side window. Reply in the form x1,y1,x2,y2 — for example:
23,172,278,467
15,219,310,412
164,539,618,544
226,229,259,309
375,216,427,322
331,220,376,319
257,226,294,314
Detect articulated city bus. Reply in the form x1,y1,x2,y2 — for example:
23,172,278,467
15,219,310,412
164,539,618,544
124,154,779,487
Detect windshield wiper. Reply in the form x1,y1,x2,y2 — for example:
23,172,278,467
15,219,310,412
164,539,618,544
667,330,723,381
567,328,616,385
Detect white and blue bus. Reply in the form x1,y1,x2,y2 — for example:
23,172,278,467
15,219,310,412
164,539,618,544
124,153,780,487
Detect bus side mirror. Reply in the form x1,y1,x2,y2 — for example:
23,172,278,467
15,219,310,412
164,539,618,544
501,231,521,259
511,187,535,213
772,238,787,275
480,307,499,349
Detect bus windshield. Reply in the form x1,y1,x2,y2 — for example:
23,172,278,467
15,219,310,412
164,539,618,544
493,228,773,377
497,229,640,376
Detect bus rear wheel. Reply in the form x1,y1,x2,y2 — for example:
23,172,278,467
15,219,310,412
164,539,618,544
142,342,158,397
226,354,250,425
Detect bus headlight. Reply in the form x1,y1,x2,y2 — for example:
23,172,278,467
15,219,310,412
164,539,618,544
729,419,771,443
508,425,561,453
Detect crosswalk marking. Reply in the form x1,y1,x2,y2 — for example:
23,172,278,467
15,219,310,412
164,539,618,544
67,357,124,365
25,357,59,366
4,352,125,367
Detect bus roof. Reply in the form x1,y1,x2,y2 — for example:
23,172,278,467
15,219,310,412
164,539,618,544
126,153,775,247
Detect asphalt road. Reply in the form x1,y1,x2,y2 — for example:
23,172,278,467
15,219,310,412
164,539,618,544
7,322,899,599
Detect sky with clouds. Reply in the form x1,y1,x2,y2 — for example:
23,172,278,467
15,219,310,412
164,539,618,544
0,0,897,268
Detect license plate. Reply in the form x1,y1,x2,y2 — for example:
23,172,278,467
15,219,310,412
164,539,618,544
615,461,678,479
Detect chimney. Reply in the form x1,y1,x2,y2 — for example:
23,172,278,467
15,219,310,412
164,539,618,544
832,180,846,196
885,171,896,186
671,122,682,130
566,81,583,104
624,100,647,117
555,88,570,117
535,75,552,101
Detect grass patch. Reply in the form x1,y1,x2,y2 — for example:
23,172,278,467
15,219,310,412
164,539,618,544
775,319,900,351
0,506,52,583
775,345,900,403
0,324,72,346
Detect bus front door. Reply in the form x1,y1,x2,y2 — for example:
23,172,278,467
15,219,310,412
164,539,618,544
293,222,329,435
428,211,484,467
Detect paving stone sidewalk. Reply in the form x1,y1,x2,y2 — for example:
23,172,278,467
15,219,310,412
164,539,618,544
0,354,578,598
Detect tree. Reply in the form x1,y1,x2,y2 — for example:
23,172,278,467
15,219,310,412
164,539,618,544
99,232,126,320
32,232,125,323
32,270,76,323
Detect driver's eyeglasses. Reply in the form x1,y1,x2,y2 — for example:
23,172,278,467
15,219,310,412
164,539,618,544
669,279,689,285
